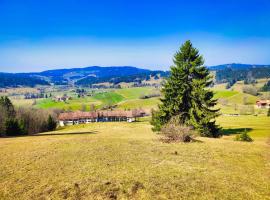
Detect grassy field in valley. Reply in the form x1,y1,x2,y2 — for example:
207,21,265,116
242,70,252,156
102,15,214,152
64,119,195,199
33,87,260,113
115,87,154,100
34,87,157,111
36,97,101,111
93,92,124,105
117,97,160,110
0,116,269,199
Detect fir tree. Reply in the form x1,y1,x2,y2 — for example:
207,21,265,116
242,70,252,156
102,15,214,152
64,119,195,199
47,115,57,131
267,107,270,117
151,40,221,137
5,118,22,136
0,96,15,118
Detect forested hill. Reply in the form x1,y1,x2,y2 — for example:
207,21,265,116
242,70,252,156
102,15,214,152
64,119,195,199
0,73,49,87
211,64,270,83
0,66,165,87
32,66,156,85
208,63,270,71
0,64,270,87
35,66,150,77
75,70,169,86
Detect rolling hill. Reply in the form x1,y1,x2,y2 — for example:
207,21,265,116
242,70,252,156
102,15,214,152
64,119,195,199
208,63,270,71
0,64,270,87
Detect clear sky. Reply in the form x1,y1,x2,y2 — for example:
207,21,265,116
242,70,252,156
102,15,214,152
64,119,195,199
0,0,270,72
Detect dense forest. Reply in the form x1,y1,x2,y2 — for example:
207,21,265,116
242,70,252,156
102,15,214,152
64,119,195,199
0,73,49,87
215,67,270,83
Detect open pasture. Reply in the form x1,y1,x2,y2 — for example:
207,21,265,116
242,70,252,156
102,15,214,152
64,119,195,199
0,115,269,199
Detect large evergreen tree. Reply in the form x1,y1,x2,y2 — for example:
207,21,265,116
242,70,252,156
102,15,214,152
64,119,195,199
151,40,221,137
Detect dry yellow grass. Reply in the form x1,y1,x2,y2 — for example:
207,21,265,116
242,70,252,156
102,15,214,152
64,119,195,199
0,116,270,199
212,83,227,90
232,79,270,92
10,98,36,107
3,87,39,95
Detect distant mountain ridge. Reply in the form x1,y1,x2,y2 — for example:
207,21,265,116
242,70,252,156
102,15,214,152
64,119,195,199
29,66,157,85
0,72,49,87
31,66,151,77
0,66,165,87
0,64,270,87
208,63,270,71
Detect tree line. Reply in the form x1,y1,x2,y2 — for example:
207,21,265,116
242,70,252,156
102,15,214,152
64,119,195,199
261,80,270,92
0,96,58,137
215,68,270,84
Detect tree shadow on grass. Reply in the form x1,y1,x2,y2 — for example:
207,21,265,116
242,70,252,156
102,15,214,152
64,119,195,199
2,131,99,138
191,138,204,143
221,128,253,136
31,131,99,137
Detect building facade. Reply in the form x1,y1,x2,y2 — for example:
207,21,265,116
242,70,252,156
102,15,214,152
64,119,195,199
58,109,146,126
256,100,270,109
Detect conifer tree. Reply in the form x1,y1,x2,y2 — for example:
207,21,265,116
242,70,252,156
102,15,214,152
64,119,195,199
0,96,15,118
151,40,221,137
47,115,57,131
267,107,270,117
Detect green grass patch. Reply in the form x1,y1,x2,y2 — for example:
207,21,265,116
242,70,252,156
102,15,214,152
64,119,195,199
117,97,160,110
115,87,154,99
93,92,125,105
217,115,270,138
227,93,258,105
36,97,101,111
214,90,238,98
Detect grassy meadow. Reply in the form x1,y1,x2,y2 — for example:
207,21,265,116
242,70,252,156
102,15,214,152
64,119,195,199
1,84,270,199
0,116,269,199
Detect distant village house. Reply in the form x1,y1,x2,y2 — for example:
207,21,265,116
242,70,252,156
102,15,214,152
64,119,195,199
58,109,146,126
256,100,270,109
53,95,71,102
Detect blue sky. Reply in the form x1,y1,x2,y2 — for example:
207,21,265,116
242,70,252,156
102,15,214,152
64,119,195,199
0,0,270,72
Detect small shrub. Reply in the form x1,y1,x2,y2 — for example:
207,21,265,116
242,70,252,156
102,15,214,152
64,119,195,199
160,117,196,143
150,109,163,132
235,130,253,142
139,92,160,99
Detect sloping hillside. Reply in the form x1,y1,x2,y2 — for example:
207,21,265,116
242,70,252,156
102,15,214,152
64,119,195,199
0,73,49,87
0,116,269,199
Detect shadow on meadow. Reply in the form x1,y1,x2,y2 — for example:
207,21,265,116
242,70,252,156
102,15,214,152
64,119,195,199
221,128,253,136
33,131,99,137
1,131,99,138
